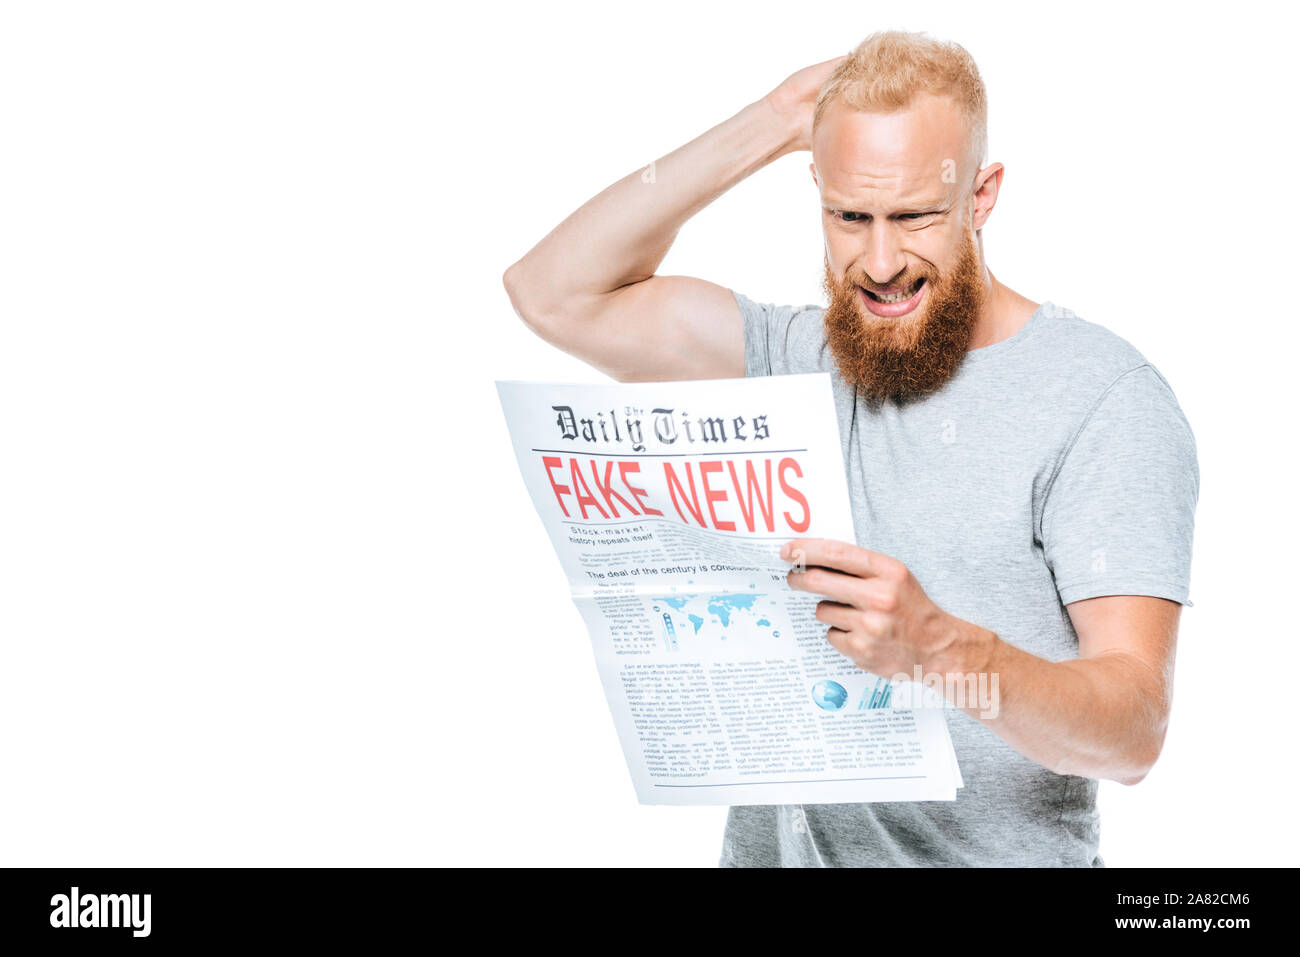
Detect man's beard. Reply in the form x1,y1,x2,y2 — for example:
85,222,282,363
821,229,987,406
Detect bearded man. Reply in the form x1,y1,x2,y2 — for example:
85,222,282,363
503,30,1199,867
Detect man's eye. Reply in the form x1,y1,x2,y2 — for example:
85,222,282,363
837,211,867,223
899,213,927,221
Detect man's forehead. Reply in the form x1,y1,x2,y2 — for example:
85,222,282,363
813,95,972,206
817,162,956,212
819,174,951,209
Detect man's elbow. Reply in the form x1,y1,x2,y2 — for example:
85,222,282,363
1116,729,1169,786
1056,728,1166,785
502,261,538,327
502,261,576,344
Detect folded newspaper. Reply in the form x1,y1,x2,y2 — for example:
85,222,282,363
496,372,962,805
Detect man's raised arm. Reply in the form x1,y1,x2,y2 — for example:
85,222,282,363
502,56,844,383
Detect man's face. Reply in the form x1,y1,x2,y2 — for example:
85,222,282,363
812,94,990,404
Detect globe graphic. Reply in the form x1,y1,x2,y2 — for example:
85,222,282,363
811,680,848,711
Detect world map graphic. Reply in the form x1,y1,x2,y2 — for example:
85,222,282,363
650,592,780,649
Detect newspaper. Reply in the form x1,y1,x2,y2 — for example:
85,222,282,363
496,373,962,805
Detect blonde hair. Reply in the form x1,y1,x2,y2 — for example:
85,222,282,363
814,30,988,170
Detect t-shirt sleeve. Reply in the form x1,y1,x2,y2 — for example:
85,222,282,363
1040,363,1200,607
731,288,823,378
732,289,786,378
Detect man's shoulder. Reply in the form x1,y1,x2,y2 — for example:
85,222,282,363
1026,304,1194,467
1035,302,1148,369
731,288,825,328
774,301,830,374
731,288,830,377
1029,301,1172,396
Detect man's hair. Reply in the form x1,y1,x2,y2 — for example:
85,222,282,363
814,30,988,170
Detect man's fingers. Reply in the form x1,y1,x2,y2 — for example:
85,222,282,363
814,600,857,630
787,565,862,604
782,537,894,578
825,626,855,659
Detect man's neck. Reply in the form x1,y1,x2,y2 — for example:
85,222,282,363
968,268,1041,351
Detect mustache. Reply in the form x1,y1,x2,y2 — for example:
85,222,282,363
839,272,932,293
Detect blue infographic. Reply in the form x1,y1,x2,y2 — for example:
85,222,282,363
857,677,894,709
650,592,782,651
811,679,848,711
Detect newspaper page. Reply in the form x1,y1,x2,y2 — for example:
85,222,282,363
496,373,963,805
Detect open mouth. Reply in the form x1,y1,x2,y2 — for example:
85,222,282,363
858,276,928,317
863,277,926,303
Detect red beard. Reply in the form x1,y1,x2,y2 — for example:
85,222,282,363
821,229,987,405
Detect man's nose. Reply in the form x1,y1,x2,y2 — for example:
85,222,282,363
859,229,908,288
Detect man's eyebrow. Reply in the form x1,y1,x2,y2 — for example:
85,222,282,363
823,197,949,215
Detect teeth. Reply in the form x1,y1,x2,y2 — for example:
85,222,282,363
870,280,921,304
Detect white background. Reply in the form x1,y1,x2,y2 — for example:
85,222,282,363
1,0,1296,867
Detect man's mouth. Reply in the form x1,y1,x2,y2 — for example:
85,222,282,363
858,276,927,317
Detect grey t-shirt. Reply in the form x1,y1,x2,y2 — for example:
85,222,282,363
721,291,1199,868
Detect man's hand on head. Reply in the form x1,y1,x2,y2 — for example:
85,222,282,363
762,54,847,153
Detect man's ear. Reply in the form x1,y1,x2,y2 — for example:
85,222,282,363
971,162,1004,231
809,161,819,189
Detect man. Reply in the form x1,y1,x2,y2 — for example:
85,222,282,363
502,30,1198,867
